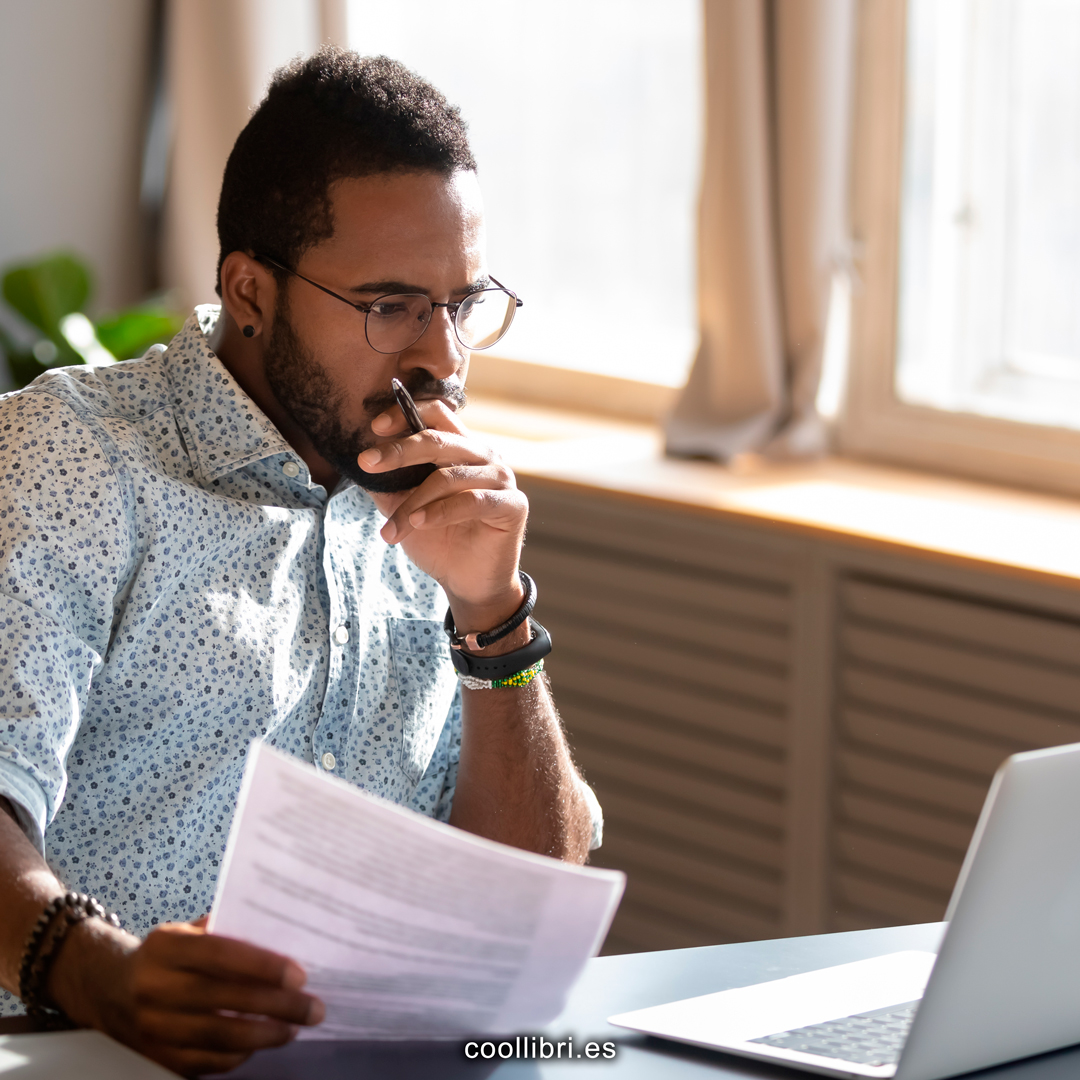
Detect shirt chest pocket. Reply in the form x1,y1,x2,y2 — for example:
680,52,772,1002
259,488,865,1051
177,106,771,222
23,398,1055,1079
388,617,458,785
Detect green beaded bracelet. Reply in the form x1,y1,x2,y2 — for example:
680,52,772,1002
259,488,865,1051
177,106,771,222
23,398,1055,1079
459,658,545,691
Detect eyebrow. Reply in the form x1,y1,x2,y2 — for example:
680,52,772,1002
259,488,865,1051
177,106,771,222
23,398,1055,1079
347,276,491,297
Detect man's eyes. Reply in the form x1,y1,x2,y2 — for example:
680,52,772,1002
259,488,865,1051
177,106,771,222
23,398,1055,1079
370,299,418,318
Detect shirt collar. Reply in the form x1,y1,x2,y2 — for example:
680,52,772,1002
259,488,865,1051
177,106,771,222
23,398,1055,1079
166,305,296,484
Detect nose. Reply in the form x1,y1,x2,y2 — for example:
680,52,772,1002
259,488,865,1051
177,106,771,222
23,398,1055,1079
400,305,464,383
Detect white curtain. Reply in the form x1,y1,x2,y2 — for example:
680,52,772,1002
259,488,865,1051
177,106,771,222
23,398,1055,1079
162,0,346,311
665,0,856,461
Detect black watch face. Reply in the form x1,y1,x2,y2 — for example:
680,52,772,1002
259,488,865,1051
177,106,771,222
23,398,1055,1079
450,649,472,676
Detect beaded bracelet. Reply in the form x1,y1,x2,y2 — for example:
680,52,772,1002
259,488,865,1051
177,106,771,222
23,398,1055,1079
458,658,545,691
19,892,121,1020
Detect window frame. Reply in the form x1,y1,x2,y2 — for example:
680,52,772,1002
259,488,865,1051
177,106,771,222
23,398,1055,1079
838,0,1080,498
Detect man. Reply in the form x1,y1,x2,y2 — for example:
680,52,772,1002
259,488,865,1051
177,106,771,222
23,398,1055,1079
0,49,600,1075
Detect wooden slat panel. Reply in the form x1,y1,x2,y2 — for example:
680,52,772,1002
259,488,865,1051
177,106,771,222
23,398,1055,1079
833,574,1080,935
522,480,795,583
579,746,782,829
842,669,1080,747
837,748,990,817
520,483,796,954
622,877,781,940
595,788,783,872
843,579,1080,667
841,708,1011,777
843,625,1080,714
565,700,785,804
552,621,787,707
838,792,975,854
526,544,793,628
552,658,785,749
598,832,782,909
834,872,947,925
833,910,890,933
602,904,735,954
836,828,961,893
535,587,789,665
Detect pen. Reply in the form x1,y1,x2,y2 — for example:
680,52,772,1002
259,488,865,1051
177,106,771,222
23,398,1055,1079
391,378,427,435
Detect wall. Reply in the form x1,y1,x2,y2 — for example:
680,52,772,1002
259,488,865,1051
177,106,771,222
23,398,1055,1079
0,0,151,338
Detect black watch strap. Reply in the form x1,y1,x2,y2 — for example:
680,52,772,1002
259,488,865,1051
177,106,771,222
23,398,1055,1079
448,620,552,681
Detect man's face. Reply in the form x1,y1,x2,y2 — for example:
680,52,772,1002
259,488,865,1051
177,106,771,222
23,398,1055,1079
261,170,485,491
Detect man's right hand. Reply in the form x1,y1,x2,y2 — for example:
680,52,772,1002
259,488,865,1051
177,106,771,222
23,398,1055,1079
49,915,325,1076
1,798,323,1075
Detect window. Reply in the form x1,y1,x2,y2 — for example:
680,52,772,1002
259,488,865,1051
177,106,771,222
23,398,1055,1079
345,0,702,389
842,0,1080,496
897,0,1080,429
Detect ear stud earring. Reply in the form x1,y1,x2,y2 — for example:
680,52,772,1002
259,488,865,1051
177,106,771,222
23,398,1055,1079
242,325,255,338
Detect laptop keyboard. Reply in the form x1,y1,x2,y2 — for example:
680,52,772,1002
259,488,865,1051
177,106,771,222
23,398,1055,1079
749,1000,921,1067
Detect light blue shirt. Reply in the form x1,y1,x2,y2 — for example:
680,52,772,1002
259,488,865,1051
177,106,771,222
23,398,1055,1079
0,307,480,1011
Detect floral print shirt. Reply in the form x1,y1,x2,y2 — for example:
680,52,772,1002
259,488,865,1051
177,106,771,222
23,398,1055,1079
0,307,470,1012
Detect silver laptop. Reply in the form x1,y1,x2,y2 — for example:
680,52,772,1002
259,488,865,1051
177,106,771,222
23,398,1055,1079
611,741,1080,1080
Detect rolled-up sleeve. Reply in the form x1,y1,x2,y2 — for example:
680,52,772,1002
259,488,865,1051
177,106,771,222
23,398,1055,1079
580,779,604,851
0,391,131,848
431,686,462,823
0,754,48,854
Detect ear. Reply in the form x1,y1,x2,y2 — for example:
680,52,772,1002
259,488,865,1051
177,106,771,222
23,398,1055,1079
219,252,278,338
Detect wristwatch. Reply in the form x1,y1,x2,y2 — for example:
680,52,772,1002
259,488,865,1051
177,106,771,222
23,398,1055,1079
443,571,552,680
447,619,552,681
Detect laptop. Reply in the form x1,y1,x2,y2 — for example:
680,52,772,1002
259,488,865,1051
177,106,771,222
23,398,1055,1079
610,741,1080,1080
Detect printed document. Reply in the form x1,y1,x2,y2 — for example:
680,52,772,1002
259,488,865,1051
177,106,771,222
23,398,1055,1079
208,742,625,1039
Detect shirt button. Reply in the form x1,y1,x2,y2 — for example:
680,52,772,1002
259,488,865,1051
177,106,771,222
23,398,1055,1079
282,460,300,478
333,625,350,645
321,752,337,771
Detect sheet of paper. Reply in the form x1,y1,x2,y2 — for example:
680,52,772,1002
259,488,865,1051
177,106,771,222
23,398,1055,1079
208,742,625,1039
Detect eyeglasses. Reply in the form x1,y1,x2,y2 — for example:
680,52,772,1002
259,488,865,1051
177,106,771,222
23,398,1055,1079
255,254,523,354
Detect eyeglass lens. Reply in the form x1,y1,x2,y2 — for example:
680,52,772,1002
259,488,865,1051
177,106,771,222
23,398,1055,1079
365,289,517,354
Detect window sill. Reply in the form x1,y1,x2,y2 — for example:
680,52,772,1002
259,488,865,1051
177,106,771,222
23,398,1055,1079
467,394,1080,593
465,352,679,423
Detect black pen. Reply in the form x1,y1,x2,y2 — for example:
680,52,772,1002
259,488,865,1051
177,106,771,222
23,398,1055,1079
391,378,427,435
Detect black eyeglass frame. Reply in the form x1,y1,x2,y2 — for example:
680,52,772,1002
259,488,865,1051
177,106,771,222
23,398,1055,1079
254,254,523,354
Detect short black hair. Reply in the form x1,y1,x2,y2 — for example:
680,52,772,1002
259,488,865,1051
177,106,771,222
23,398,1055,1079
216,48,477,293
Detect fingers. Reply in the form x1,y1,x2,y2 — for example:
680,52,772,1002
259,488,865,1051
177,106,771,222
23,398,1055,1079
115,928,326,1075
359,425,493,476
54,919,323,1078
380,464,525,544
143,923,305,989
132,964,323,1026
409,488,529,536
128,924,323,1031
371,396,466,438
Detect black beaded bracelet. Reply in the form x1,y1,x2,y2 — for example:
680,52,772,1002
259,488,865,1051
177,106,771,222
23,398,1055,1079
444,570,537,653
18,892,121,1020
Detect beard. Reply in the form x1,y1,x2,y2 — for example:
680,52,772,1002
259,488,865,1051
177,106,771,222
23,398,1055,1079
262,299,465,493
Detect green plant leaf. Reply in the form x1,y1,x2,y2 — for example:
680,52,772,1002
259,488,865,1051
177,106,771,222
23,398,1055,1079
0,325,50,388
94,307,183,361
0,323,19,362
6,351,50,389
2,252,92,339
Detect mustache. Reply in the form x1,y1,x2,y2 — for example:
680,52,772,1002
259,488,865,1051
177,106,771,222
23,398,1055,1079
363,375,467,419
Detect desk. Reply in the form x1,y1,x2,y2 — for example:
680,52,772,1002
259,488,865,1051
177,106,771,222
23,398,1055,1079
5,922,1080,1078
